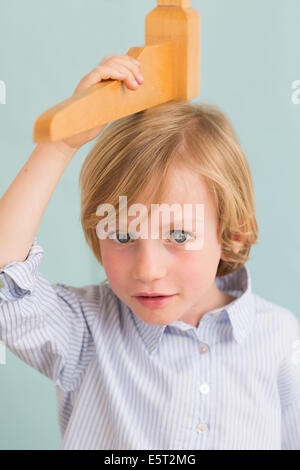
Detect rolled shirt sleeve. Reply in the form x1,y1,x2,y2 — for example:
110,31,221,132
0,237,96,393
277,314,300,450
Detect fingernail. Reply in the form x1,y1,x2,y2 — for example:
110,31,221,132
137,73,144,83
134,60,140,65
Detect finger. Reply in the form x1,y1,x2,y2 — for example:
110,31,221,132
73,66,125,93
108,63,142,89
95,64,139,88
102,54,140,68
111,57,143,82
74,64,139,93
101,56,142,81
110,60,144,87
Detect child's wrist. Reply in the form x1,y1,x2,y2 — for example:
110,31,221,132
52,140,79,159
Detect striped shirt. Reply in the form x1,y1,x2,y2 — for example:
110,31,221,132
0,237,300,450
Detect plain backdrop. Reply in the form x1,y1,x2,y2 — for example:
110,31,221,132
0,0,299,449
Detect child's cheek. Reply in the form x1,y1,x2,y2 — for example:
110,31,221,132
177,251,205,283
177,250,218,291
100,243,126,284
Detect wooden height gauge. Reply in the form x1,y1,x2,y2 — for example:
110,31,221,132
33,0,200,143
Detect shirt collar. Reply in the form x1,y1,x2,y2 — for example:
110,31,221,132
214,263,255,345
126,263,255,355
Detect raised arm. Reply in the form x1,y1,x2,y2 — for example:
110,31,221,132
0,141,77,268
0,54,143,268
0,54,143,391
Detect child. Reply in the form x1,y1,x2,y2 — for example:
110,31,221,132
0,54,299,451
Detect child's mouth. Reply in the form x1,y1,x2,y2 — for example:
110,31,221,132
134,294,177,308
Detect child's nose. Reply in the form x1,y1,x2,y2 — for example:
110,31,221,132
132,240,167,282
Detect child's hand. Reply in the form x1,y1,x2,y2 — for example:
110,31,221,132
62,54,144,150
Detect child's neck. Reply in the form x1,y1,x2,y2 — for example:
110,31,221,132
181,287,237,328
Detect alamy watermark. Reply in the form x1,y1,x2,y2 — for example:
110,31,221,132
0,340,6,365
0,80,6,104
95,196,205,251
291,339,300,366
291,80,300,104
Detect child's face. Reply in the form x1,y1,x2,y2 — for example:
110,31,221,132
99,164,230,327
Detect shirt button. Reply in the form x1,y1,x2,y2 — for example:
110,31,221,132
199,383,210,394
199,343,209,354
196,422,208,434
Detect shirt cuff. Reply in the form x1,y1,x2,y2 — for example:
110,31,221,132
0,237,45,301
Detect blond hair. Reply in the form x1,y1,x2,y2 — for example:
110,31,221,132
79,100,258,277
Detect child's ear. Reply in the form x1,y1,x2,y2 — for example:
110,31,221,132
220,232,248,261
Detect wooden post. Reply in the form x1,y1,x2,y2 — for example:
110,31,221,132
33,0,200,143
158,0,191,7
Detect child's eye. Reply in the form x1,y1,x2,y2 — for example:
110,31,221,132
108,232,138,244
108,230,194,245
167,229,194,245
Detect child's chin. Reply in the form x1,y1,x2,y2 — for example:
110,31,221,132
135,310,179,326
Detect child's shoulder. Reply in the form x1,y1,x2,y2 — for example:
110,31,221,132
53,279,111,308
253,292,298,322
252,292,300,344
52,279,123,322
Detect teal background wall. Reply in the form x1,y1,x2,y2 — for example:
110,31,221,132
0,0,299,450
